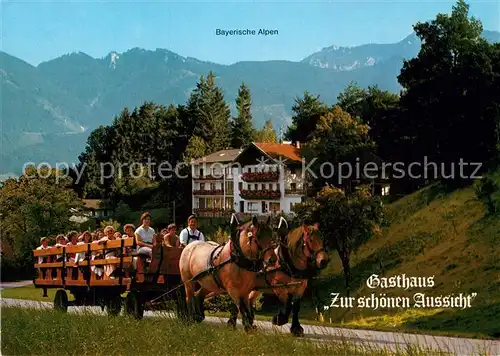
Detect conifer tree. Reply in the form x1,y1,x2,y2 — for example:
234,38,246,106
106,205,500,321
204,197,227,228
231,82,255,148
189,72,231,152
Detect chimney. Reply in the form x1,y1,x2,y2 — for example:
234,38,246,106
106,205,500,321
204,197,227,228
296,141,301,149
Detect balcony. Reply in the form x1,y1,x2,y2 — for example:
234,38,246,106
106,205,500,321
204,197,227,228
285,188,304,196
193,189,224,195
192,208,234,218
240,189,281,200
193,174,225,181
241,171,279,182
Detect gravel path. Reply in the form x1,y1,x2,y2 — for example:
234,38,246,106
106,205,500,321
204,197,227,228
2,297,498,355
0,280,33,290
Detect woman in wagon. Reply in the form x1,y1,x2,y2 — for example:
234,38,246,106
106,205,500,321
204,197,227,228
179,215,205,247
92,226,121,278
134,212,155,256
122,223,136,255
134,212,155,274
74,231,92,263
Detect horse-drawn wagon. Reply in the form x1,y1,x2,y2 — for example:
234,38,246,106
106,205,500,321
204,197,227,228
32,238,187,320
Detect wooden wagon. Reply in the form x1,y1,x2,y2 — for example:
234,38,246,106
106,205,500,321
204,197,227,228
32,238,187,320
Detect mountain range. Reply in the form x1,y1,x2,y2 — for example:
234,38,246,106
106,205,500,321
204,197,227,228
1,30,499,176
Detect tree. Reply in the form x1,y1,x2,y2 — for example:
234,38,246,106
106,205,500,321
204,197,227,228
189,72,231,153
285,92,329,142
294,186,384,294
183,135,208,163
336,82,368,120
0,166,84,277
254,120,278,143
337,84,405,162
231,82,255,149
397,0,500,180
301,105,375,190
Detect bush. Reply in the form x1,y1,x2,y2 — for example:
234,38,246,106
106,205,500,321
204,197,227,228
474,169,500,215
100,219,121,231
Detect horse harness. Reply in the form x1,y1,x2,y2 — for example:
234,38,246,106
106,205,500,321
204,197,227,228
196,224,276,290
261,228,325,281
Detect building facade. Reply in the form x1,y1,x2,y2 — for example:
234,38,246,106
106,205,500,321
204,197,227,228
191,142,306,217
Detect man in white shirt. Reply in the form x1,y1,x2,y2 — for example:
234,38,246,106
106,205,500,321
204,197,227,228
134,212,155,257
179,215,205,247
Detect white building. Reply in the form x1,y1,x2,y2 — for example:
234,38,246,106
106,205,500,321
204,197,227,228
191,142,306,217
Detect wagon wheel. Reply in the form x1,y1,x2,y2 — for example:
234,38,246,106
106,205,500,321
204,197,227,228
125,291,144,320
54,290,68,313
106,294,122,317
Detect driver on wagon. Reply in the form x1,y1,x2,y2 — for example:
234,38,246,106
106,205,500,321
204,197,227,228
179,215,205,247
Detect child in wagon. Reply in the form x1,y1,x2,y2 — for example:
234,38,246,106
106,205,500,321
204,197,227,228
36,237,50,265
54,234,68,262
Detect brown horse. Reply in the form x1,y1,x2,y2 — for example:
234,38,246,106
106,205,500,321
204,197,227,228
179,214,278,332
227,217,330,336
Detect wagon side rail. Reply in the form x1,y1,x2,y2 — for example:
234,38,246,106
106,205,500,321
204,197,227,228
33,238,136,288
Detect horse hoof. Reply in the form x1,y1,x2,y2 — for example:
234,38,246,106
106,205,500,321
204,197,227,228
274,314,288,326
227,319,236,329
291,325,304,337
244,325,256,333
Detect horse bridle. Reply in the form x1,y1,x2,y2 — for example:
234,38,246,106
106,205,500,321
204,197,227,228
245,224,277,263
301,227,325,261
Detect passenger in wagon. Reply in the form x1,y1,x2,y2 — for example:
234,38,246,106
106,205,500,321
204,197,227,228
95,226,120,278
96,229,105,240
134,212,155,257
179,215,205,247
122,224,136,255
54,234,67,262
36,237,50,264
134,212,155,275
163,223,180,248
75,231,92,263
66,231,79,262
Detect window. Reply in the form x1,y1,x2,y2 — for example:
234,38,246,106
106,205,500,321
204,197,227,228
200,183,205,190
291,183,296,191
199,168,204,177
225,197,234,209
249,184,253,190
238,182,243,191
210,183,216,190
198,198,206,209
226,181,234,194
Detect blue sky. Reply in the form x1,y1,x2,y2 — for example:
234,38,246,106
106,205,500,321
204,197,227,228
2,0,499,66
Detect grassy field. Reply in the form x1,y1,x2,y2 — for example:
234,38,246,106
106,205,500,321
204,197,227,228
304,184,500,340
1,306,461,356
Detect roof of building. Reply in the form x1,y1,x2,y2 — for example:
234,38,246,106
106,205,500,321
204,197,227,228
254,142,302,162
82,199,110,210
192,148,242,164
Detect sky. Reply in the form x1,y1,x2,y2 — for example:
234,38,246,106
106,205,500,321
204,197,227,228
2,0,499,66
